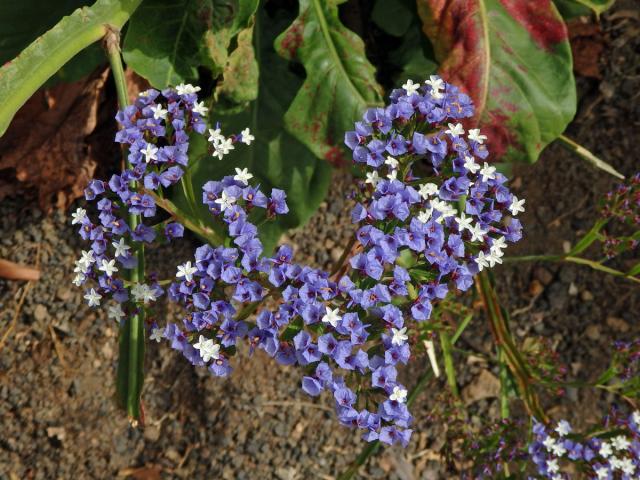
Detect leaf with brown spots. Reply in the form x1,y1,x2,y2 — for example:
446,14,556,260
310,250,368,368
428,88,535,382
417,0,577,163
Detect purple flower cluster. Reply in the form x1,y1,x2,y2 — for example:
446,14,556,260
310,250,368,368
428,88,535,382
529,412,640,479
153,76,525,447
601,172,640,260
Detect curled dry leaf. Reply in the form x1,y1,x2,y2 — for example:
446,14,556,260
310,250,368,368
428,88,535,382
0,68,110,211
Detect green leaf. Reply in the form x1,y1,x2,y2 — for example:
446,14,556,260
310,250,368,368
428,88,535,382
417,0,576,163
274,0,384,162
124,0,259,88
371,0,414,37
172,9,331,253
554,0,615,17
387,21,437,86
0,0,142,137
568,218,609,256
627,262,640,277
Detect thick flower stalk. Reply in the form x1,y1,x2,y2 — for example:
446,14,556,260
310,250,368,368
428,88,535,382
74,76,525,447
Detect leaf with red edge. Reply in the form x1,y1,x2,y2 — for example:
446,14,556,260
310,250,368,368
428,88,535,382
417,0,576,163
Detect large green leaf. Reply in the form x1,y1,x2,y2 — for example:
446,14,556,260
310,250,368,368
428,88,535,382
417,0,576,163
0,0,142,137
274,0,383,163
173,9,331,253
554,0,615,17
123,0,259,89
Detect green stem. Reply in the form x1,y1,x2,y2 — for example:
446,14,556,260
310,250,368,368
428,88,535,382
557,134,624,180
440,330,459,398
106,29,145,422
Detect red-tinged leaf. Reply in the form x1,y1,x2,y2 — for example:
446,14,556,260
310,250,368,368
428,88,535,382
417,0,577,163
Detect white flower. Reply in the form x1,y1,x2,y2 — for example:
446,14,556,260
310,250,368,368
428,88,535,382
633,410,640,426
391,327,408,346
486,250,503,268
619,458,635,475
71,207,87,225
72,273,86,287
140,143,159,163
445,123,465,137
208,128,225,144
150,103,168,121
554,420,572,437
491,236,507,254
468,128,487,144
611,435,630,451
609,456,622,471
365,171,380,187
212,137,234,160
551,442,566,457
175,83,201,96
425,75,444,99
599,441,612,458
321,307,341,328
84,288,102,307
469,223,488,242
417,208,433,224
98,259,118,277
193,335,221,362
214,190,236,212
107,304,125,323
595,467,609,480
131,283,157,304
463,155,480,174
150,327,163,343
192,100,208,116
455,213,473,231
402,79,421,96
542,436,557,451
479,162,496,182
233,167,253,185
418,182,438,199
509,195,526,216
176,261,198,282
112,238,131,258
385,156,399,169
432,199,456,219
387,170,397,181
475,251,490,271
389,385,408,403
79,249,95,267
240,128,254,145
546,459,559,474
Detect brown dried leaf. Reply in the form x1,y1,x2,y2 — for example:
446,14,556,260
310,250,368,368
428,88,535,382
0,68,110,211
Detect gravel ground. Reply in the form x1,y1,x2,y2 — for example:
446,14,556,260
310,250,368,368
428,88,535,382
1,4,640,479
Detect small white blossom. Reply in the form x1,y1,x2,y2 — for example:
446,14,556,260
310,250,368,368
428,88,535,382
208,128,225,144
98,259,118,277
140,143,159,163
176,261,198,282
551,442,566,457
486,250,503,268
425,75,444,99
385,156,399,169
107,304,125,323
391,327,408,346
432,199,456,220
619,458,635,475
633,411,640,426
479,162,496,182
418,183,438,199
71,207,87,225
193,335,221,362
455,213,473,231
192,100,208,116
387,170,398,181
468,128,487,144
175,83,201,96
445,123,465,137
84,288,102,307
212,137,234,160
611,435,630,451
72,273,86,287
599,441,613,458
542,436,557,452
240,128,254,145
464,155,480,174
365,171,380,187
491,236,507,254
150,103,168,121
321,307,341,328
150,327,163,343
546,459,559,474
475,251,490,271
131,283,157,304
469,223,488,242
402,79,421,96
417,208,433,224
595,467,609,480
509,195,526,216
389,385,408,403
112,238,131,258
233,167,253,185
214,190,236,212
79,249,95,267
